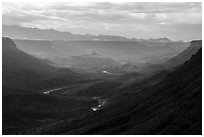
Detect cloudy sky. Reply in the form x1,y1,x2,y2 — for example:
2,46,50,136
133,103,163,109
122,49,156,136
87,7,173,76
2,2,202,41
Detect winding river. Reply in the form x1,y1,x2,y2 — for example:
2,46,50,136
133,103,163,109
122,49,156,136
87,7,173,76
91,97,107,111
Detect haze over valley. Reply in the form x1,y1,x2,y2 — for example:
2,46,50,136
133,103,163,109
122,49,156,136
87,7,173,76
2,2,202,135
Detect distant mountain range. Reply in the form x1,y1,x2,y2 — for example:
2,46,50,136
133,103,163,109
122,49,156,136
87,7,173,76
3,25,184,42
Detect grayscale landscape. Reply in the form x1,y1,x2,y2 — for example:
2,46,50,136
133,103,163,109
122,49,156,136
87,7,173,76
2,2,202,135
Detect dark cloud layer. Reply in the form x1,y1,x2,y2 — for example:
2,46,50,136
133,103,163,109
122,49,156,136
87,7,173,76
2,2,202,41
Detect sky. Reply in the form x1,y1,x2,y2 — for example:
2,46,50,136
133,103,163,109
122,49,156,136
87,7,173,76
2,2,202,41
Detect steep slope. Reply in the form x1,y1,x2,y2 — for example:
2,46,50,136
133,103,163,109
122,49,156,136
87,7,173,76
166,40,201,67
120,41,200,73
119,47,202,135
2,37,55,71
2,37,78,92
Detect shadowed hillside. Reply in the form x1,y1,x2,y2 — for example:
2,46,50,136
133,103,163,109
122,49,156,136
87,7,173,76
2,37,83,93
2,38,102,134
7,40,201,135
166,40,202,67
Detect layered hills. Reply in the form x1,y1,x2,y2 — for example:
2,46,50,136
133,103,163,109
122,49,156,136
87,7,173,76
2,37,202,135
